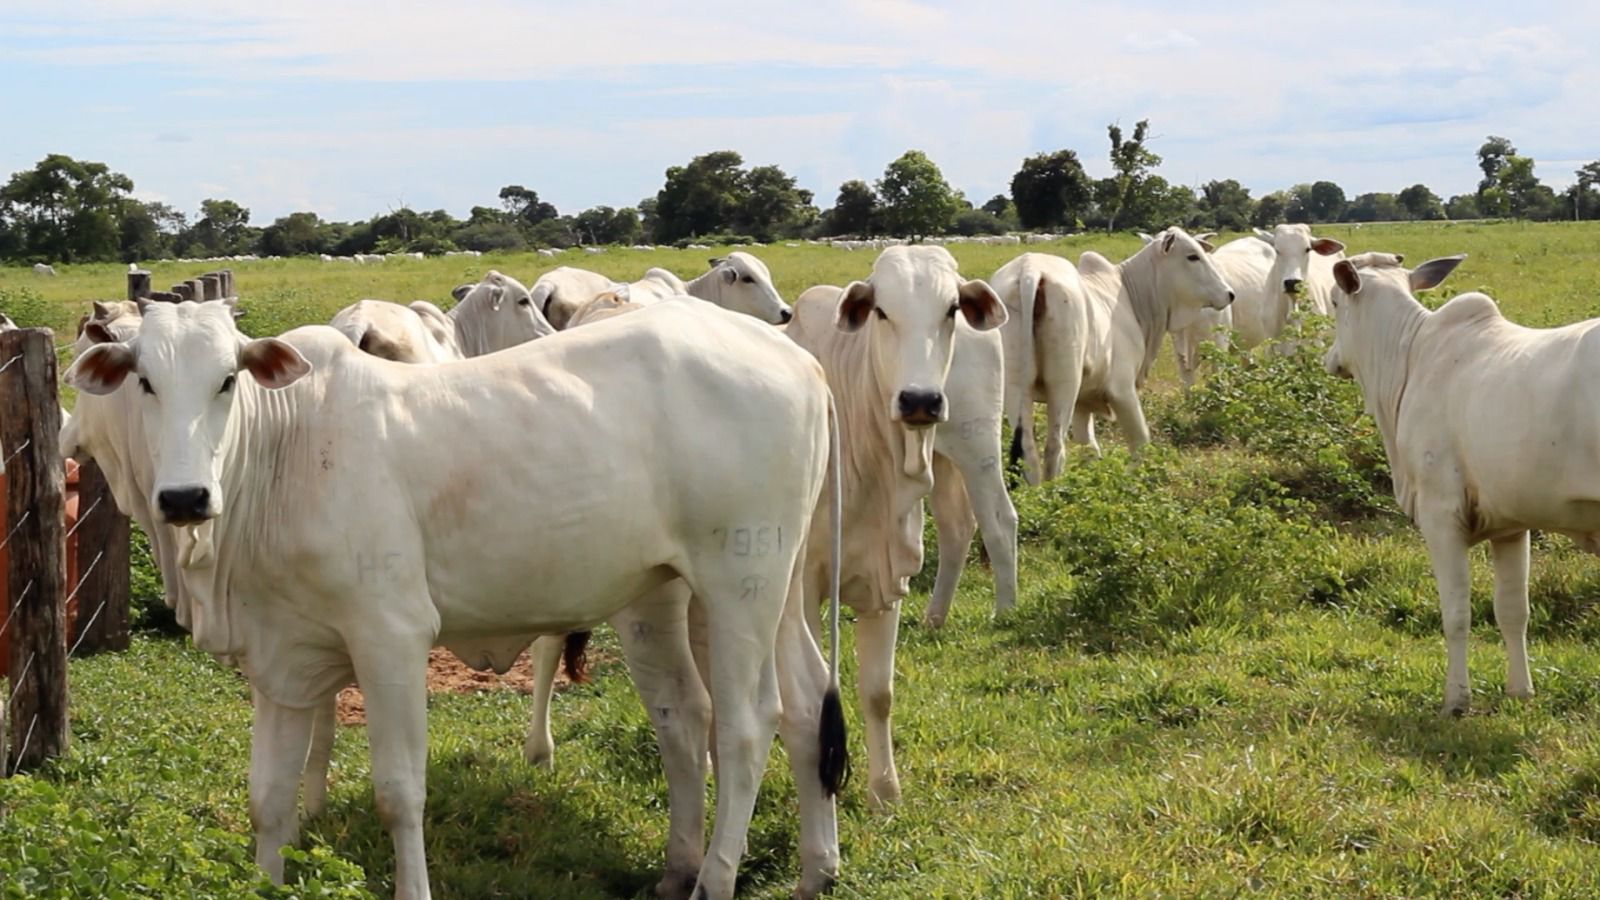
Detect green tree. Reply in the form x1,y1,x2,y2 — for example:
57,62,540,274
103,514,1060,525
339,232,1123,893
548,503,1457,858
259,211,330,256
1572,161,1600,220
0,154,136,262
734,165,816,241
1010,149,1092,230
1199,179,1254,231
498,185,559,227
1306,181,1348,223
1444,193,1481,219
826,180,878,236
573,206,643,245
118,200,185,263
876,150,961,239
1104,120,1161,232
1496,155,1558,219
1477,136,1517,197
981,194,1012,217
1342,192,1403,223
1397,184,1445,220
185,198,254,256
654,150,748,243
1252,191,1289,228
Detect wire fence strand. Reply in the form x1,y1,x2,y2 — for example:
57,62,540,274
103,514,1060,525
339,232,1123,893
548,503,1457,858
0,353,23,376
0,509,32,554
1,439,32,473
0,579,33,642
64,496,102,540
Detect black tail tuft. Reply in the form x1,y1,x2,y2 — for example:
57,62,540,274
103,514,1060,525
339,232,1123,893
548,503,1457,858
562,631,592,684
818,687,850,797
1008,422,1024,468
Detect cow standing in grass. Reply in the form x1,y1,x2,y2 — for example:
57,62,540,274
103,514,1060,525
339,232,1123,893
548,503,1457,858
1321,251,1594,715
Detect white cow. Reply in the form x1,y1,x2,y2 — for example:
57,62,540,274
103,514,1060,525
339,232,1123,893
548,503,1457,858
61,303,344,819
329,271,555,363
618,253,793,324
1255,223,1345,324
1321,251,1599,716
1168,235,1276,383
66,299,846,900
33,263,57,276
529,266,623,330
784,246,1012,809
996,229,1236,483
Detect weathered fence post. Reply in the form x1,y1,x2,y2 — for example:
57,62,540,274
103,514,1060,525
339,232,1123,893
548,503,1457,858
67,461,129,655
200,273,222,301
0,328,68,774
218,269,235,299
127,270,151,301
171,283,194,302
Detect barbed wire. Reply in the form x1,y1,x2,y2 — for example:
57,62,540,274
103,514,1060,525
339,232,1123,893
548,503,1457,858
64,496,102,540
0,510,32,554
1,439,31,473
0,580,32,641
0,353,23,376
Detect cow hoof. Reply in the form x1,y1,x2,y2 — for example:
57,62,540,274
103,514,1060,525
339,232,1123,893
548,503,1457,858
655,870,698,900
921,613,946,630
794,870,838,899
523,747,554,770
867,780,901,813
1440,700,1468,718
1506,685,1535,701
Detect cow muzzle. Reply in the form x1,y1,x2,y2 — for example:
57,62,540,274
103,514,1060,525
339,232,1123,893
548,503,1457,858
1284,278,1304,295
157,486,214,525
896,389,945,428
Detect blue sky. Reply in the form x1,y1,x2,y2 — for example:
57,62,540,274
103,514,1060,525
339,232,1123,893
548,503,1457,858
2,0,1595,223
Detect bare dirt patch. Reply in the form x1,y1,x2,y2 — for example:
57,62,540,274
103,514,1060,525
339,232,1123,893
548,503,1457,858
335,647,563,726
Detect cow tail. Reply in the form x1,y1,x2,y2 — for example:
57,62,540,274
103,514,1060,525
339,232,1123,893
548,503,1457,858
818,391,850,797
1007,263,1044,471
561,630,591,684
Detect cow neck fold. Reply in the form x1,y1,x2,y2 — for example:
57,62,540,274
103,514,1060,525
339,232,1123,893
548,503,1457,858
448,290,499,356
1353,293,1428,519
683,268,722,303
1115,241,1169,385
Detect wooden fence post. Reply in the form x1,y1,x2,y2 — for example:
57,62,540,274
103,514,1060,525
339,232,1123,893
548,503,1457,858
67,461,129,656
127,270,151,301
0,328,68,774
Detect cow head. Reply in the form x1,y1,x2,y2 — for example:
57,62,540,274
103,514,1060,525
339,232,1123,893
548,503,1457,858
1256,223,1345,298
834,245,1006,428
64,300,311,526
706,252,793,325
456,270,556,352
1323,252,1465,380
1145,227,1235,330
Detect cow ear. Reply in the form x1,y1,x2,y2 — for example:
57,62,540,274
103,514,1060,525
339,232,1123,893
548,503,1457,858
957,279,1007,332
1198,238,1218,254
135,297,156,315
83,321,117,345
835,281,876,332
1409,254,1466,292
720,266,738,285
489,285,506,310
451,283,474,302
1137,232,1155,245
708,256,725,267
1161,231,1177,253
1253,228,1274,244
65,342,137,395
1194,231,1218,243
1333,260,1362,296
92,300,114,319
1311,237,1346,256
240,338,312,390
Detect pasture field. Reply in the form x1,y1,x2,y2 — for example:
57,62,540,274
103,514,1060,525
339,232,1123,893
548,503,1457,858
5,221,1600,897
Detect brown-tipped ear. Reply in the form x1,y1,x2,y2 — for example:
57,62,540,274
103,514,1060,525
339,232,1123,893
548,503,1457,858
835,281,876,332
957,279,1007,331
92,300,114,319
1311,237,1346,256
1161,232,1177,253
451,283,474,302
1198,238,1218,254
83,321,117,345
239,338,312,390
1409,255,1466,292
1333,260,1362,296
65,342,137,395
708,256,725,267
1194,232,1217,243
135,297,156,315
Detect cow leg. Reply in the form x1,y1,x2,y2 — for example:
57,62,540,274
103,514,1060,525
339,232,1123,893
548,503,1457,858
961,455,1019,619
301,694,337,819
1016,403,1043,485
351,639,433,900
1174,329,1198,389
1070,408,1098,454
691,570,787,900
1043,392,1075,481
925,452,976,629
855,603,902,811
686,596,720,781
524,634,564,768
1491,530,1535,700
1420,524,1474,716
1106,388,1151,453
613,583,710,899
249,688,317,883
773,563,840,899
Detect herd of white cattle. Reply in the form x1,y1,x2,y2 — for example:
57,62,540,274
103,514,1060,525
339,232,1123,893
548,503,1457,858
27,221,1596,898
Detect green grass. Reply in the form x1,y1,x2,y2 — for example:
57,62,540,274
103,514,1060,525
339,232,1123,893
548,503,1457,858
5,221,1600,897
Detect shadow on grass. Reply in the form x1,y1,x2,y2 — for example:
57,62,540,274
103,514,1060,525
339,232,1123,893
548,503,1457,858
1354,708,1529,779
306,748,659,900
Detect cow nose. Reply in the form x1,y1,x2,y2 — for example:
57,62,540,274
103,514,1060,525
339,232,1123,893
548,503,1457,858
158,486,211,524
1226,290,1236,303
778,308,793,324
1284,278,1303,293
897,389,944,427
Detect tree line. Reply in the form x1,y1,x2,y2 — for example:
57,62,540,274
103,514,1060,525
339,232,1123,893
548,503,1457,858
3,130,1597,264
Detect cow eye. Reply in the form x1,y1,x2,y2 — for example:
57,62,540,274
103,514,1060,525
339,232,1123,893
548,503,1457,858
947,303,959,319
138,376,155,396
517,297,531,307
874,307,888,321
219,374,236,394
1186,254,1200,262
741,275,755,284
